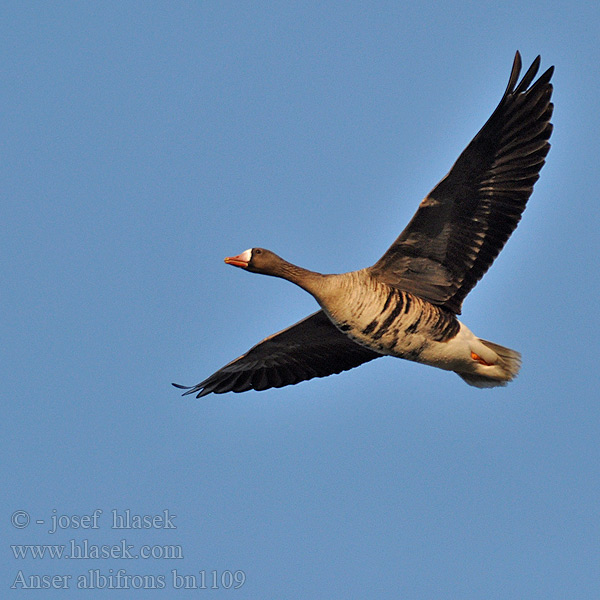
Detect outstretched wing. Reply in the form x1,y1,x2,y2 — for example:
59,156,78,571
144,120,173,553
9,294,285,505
173,310,380,398
369,52,554,314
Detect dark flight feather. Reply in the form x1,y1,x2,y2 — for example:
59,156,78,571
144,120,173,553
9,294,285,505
173,311,380,397
369,52,554,314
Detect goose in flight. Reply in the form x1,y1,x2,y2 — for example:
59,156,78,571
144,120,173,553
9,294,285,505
174,52,553,397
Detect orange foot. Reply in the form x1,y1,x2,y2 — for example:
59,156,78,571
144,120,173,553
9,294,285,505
471,351,493,366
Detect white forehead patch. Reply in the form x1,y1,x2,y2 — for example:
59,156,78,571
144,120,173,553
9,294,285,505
241,249,253,261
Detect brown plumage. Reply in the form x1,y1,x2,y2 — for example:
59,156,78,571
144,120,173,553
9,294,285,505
174,52,553,398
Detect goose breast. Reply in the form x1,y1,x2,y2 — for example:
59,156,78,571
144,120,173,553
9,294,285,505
318,271,460,363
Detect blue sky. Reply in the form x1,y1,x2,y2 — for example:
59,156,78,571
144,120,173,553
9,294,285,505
3,1,599,598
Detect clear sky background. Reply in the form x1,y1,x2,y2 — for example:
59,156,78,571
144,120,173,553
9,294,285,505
3,2,599,598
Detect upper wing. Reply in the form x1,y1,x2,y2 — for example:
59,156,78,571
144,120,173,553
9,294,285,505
173,310,381,398
369,52,554,314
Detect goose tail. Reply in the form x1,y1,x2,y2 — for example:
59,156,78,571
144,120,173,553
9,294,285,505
456,339,522,388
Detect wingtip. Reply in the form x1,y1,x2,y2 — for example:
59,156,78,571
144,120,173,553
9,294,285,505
539,64,555,85
505,52,551,99
172,382,197,397
171,382,191,390
172,381,212,398
505,51,523,96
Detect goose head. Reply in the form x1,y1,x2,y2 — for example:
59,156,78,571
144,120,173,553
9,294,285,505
224,248,284,276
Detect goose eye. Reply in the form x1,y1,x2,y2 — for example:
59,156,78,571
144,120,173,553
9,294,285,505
254,249,262,255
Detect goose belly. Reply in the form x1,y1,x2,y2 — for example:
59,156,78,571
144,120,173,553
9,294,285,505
324,287,467,370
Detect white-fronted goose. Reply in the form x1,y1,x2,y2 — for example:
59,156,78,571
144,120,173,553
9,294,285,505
174,52,553,397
